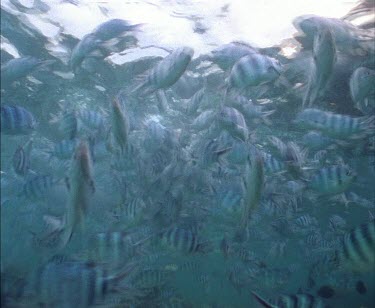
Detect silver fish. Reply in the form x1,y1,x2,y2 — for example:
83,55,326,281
303,26,336,107
133,47,194,96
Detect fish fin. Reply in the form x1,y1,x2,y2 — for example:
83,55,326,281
65,177,70,191
214,146,232,156
43,215,65,232
251,291,278,308
89,179,95,194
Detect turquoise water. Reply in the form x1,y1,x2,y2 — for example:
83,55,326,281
1,1,374,307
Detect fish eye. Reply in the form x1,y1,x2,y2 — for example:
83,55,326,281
346,170,351,176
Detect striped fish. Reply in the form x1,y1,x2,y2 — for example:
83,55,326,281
35,256,135,307
226,53,282,92
133,47,194,96
1,105,36,135
329,215,347,233
123,197,146,220
295,215,317,228
252,291,327,308
337,220,375,272
90,231,138,269
199,139,231,169
186,87,205,116
262,153,285,174
218,106,249,142
21,175,61,201
12,139,32,176
303,26,336,107
50,139,77,160
308,165,356,195
191,110,216,132
160,226,207,254
301,131,334,151
77,110,106,132
294,108,374,139
58,111,79,140
130,268,171,289
1,56,55,85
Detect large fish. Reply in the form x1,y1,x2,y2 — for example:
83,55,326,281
294,108,374,139
56,140,95,248
226,53,282,93
303,26,336,107
350,67,375,115
132,47,194,96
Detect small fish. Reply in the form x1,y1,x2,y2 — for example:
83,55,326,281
218,106,249,142
1,105,36,135
228,94,275,125
295,214,317,228
294,108,374,139
262,153,286,174
52,110,79,140
1,56,55,86
186,87,205,116
199,139,232,169
133,47,194,96
49,139,77,160
111,97,130,154
123,197,146,220
251,291,327,308
210,41,257,71
160,226,210,254
350,67,375,115
226,53,282,93
301,131,335,151
337,219,375,272
20,175,61,201
12,139,33,176
191,110,216,132
308,165,356,196
34,256,136,307
355,280,367,295
130,268,171,289
77,109,106,132
237,149,264,240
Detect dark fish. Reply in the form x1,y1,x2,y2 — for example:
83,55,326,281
317,285,335,298
92,19,143,41
1,56,55,85
355,280,367,294
1,105,36,135
12,139,32,176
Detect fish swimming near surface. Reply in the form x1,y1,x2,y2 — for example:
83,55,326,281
303,25,337,107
